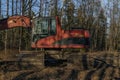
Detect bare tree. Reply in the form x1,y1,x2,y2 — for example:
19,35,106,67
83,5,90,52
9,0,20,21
0,0,1,16
4,0,9,54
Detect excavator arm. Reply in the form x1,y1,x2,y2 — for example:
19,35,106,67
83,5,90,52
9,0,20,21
0,15,31,30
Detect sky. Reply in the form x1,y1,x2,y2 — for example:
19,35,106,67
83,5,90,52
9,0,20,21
0,0,109,18
101,0,108,7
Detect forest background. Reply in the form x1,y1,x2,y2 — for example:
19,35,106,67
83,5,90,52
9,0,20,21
0,0,119,53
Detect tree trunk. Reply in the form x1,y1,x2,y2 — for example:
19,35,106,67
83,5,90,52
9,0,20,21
5,0,9,54
0,0,1,16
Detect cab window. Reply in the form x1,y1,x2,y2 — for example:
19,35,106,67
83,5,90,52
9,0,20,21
32,17,56,42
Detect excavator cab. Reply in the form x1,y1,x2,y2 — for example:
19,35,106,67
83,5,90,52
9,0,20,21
32,17,56,43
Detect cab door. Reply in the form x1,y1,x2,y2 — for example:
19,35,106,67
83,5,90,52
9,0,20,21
32,18,49,43
32,17,57,48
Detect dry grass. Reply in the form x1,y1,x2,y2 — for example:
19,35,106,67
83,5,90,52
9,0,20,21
0,49,19,60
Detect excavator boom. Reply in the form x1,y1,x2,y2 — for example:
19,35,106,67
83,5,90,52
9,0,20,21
0,15,31,30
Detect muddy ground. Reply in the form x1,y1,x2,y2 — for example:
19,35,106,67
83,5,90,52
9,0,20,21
0,50,120,80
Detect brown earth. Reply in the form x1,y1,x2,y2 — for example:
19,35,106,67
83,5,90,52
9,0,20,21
0,50,120,80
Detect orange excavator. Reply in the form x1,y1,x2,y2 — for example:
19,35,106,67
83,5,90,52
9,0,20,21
0,15,90,50
0,15,90,66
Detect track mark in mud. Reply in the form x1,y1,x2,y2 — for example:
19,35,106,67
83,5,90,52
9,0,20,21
109,67,115,80
66,69,79,80
98,65,109,80
0,61,20,73
93,59,100,68
96,62,105,69
82,54,88,70
0,60,40,73
12,71,34,80
84,62,106,80
84,57,115,80
84,70,96,80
